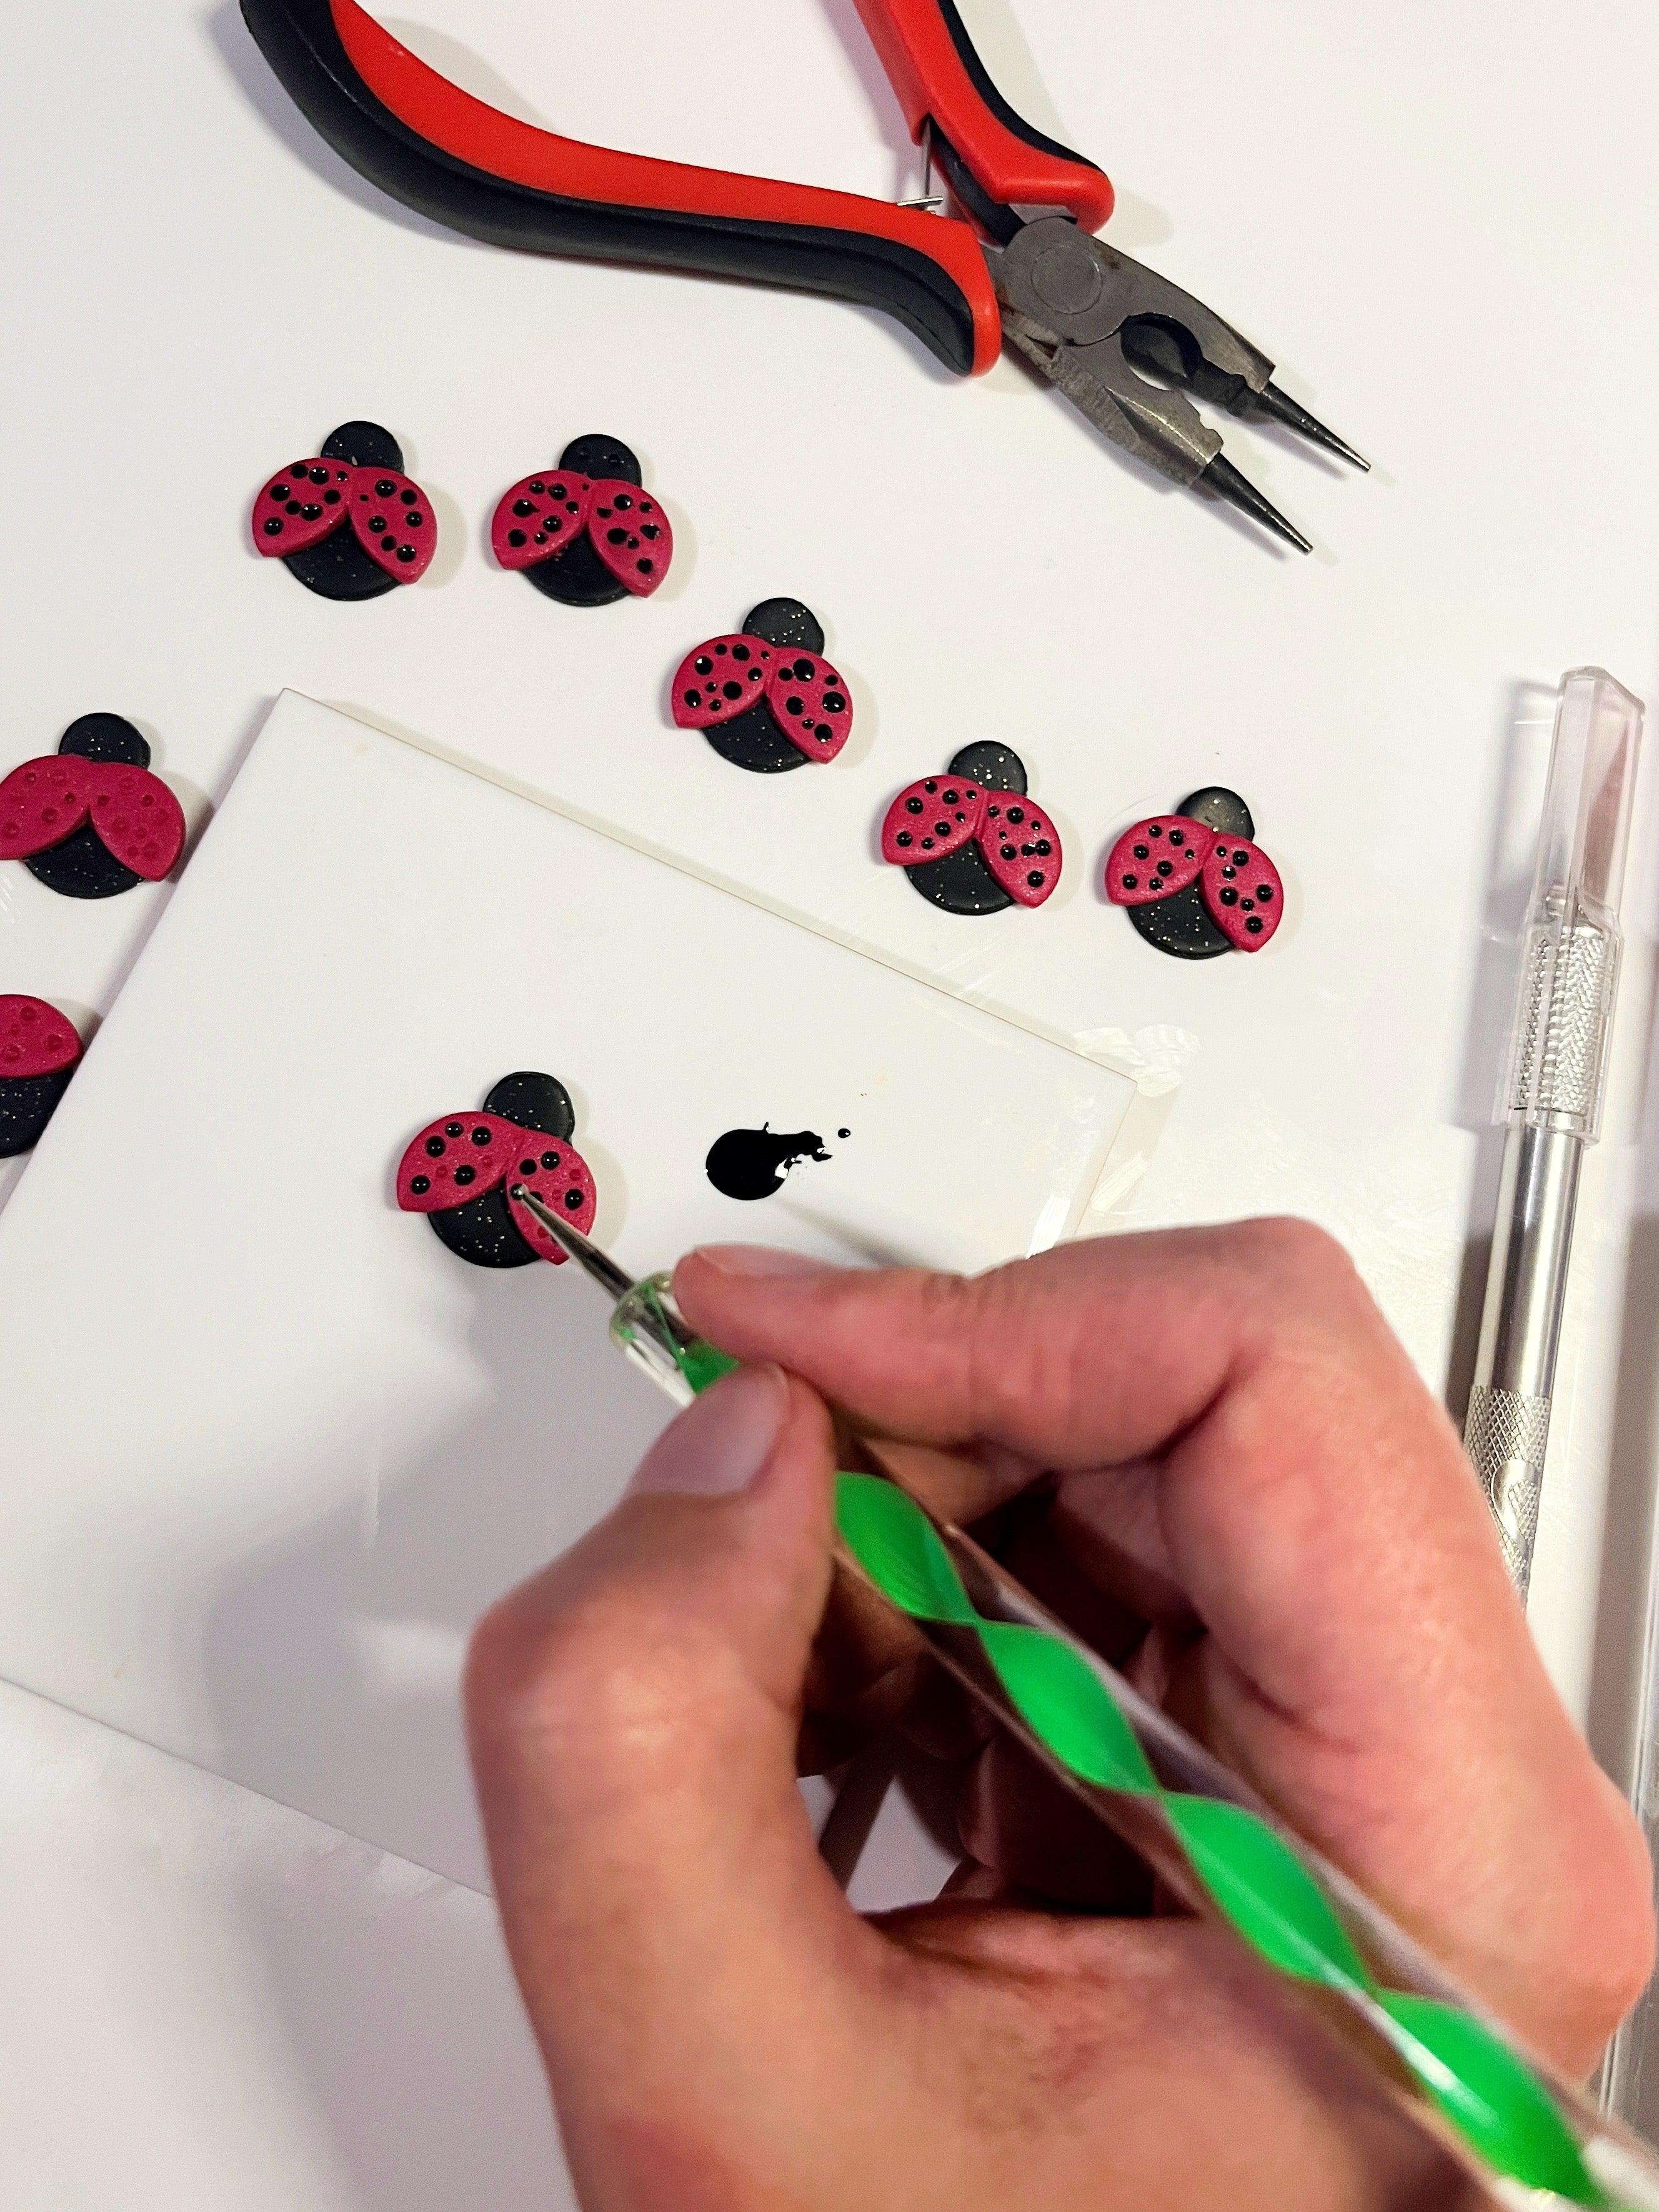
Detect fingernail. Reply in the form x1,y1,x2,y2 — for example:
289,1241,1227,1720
690,1244,834,1281
627,1363,790,1498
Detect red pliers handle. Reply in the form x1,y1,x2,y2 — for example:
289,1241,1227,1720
241,0,1107,377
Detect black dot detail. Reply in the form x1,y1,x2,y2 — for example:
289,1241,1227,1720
426,1136,446,1157
375,479,397,497
541,1152,561,1170
508,529,527,547
895,831,913,848
520,1159,537,1177
1246,917,1264,934
264,518,283,536
471,1127,492,1146
564,1189,584,1211
906,797,924,814
454,1165,476,1187
410,1175,431,1195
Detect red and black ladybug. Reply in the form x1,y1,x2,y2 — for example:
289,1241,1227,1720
880,743,1062,915
491,434,672,607
252,420,436,600
670,598,852,773
396,1072,597,1270
0,714,186,899
1104,787,1285,957
0,995,82,1158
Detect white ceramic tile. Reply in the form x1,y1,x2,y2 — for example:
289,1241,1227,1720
0,694,1131,1889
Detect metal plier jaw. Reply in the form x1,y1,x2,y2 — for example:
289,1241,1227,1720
986,216,1366,552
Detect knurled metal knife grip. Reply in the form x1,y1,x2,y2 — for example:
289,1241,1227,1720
1464,670,1643,1602
1465,1384,1551,1593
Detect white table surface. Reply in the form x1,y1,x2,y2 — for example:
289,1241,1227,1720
4,0,1659,2197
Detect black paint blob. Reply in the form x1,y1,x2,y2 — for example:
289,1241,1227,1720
705,1125,832,1202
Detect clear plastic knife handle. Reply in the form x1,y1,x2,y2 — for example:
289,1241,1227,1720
1465,668,1643,1597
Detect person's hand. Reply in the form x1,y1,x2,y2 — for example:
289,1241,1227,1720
465,1223,1653,2212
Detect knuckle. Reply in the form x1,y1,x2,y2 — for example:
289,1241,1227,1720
468,1582,652,1755
1212,1217,1372,1337
1232,1215,1356,1287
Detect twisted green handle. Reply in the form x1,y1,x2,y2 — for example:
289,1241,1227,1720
834,1471,1607,2206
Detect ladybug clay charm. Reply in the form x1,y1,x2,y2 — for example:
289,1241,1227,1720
251,421,436,600
1104,787,1285,957
0,995,82,1158
396,1071,597,1270
880,742,1062,915
491,434,671,606
670,598,852,773
0,714,187,899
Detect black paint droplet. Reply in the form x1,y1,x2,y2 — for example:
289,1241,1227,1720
705,1125,832,1202
837,1128,850,1140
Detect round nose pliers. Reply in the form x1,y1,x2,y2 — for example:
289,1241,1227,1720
241,0,1367,551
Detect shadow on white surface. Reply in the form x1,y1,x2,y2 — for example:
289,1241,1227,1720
202,1255,664,1894
1589,879,1659,1783
1443,679,1558,1417
206,1,470,246
0,1681,570,2212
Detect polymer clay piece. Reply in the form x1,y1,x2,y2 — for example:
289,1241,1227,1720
671,598,852,773
491,434,672,605
880,742,1062,915
252,421,436,599
0,714,187,899
396,1071,597,1269
1104,786,1283,957
0,995,82,1158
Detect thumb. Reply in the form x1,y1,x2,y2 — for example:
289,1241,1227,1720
465,1364,870,2158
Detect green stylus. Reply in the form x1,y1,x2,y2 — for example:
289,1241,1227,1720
509,1187,1658,2211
